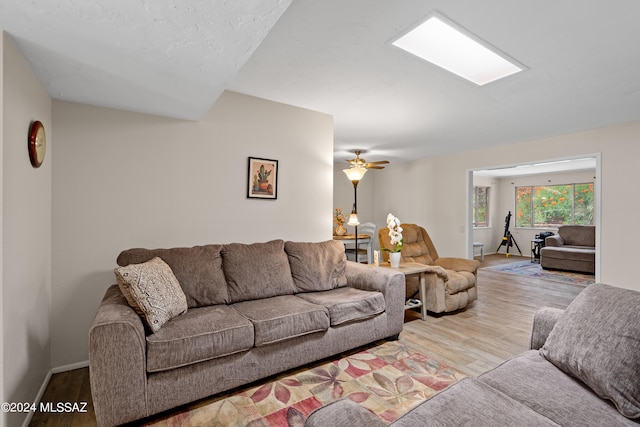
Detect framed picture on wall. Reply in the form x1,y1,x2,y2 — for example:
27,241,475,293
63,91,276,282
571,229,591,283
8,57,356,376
247,157,278,199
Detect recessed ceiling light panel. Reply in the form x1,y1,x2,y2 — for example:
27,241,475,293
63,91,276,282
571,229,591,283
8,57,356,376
392,12,525,85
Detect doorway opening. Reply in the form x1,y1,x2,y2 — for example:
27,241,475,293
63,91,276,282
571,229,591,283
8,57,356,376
466,154,601,283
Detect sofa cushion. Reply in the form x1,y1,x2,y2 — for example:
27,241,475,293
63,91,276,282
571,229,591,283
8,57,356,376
231,295,329,346
480,350,633,427
114,257,188,333
117,245,229,308
285,240,347,292
222,240,296,303
559,225,595,247
540,283,640,419
296,287,385,326
146,305,254,372
305,399,387,427
540,246,595,262
393,378,559,427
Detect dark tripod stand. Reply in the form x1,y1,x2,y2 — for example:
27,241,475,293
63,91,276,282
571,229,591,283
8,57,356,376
496,211,522,257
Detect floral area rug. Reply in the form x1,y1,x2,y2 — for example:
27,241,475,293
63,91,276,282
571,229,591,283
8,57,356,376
142,341,464,427
482,260,595,286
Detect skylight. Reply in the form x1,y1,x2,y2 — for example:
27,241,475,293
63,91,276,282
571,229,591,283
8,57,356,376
392,13,524,85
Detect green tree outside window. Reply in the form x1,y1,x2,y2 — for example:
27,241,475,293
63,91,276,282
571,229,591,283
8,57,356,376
516,183,594,227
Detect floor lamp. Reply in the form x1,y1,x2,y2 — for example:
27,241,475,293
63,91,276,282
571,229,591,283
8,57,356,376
343,165,367,261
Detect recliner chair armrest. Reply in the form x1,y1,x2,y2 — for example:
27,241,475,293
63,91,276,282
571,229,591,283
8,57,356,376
434,257,480,273
530,307,565,350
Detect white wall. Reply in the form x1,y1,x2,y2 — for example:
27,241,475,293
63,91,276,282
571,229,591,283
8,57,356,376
373,159,432,226
2,34,52,427
376,122,640,291
51,91,334,367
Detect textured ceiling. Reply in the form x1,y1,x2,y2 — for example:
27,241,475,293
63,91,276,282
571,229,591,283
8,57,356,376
0,0,291,120
2,1,640,164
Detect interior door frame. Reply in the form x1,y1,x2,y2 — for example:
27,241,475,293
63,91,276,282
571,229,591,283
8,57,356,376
466,153,601,283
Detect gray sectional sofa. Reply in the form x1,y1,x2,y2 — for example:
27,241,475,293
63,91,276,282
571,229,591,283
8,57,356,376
306,283,640,426
540,225,595,274
89,239,405,426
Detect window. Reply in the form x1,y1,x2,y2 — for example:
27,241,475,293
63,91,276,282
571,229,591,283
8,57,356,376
473,186,490,227
516,183,594,227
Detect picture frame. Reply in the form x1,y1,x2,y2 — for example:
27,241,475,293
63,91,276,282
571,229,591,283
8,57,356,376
247,157,278,199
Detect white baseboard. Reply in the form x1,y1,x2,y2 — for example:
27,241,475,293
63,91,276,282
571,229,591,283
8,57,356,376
21,370,52,427
21,360,90,427
52,360,89,374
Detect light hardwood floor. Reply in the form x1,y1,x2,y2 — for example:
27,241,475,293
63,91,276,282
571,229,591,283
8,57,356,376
29,254,585,426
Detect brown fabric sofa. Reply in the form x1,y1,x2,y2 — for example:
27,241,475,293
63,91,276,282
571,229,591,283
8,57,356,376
378,224,479,313
306,283,640,426
89,239,405,426
540,225,595,274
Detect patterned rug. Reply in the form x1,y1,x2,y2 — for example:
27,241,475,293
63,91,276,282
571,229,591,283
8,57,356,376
141,341,465,426
482,260,595,286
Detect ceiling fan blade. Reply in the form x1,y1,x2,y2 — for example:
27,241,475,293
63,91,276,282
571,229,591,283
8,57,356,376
367,160,390,165
345,151,389,169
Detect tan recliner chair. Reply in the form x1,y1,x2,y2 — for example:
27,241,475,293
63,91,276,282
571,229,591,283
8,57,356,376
378,224,479,314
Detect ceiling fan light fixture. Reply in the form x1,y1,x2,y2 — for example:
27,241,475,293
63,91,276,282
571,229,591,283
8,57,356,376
343,165,368,182
392,12,524,85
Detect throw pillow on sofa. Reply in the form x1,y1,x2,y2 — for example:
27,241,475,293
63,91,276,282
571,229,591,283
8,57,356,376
540,283,640,419
285,240,347,292
116,244,229,308
222,239,296,302
115,257,188,333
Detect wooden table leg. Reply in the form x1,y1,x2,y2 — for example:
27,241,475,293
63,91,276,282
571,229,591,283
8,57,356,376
419,272,428,320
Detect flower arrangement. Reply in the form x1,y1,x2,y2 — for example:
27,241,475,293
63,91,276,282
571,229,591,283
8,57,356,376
384,213,404,253
333,208,348,236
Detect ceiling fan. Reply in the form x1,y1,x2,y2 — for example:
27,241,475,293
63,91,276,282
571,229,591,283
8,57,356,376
346,150,390,170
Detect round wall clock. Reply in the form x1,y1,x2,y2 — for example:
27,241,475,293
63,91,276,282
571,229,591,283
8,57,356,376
28,120,46,168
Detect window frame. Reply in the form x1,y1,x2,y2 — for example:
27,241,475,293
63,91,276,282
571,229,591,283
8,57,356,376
472,186,490,228
515,182,594,228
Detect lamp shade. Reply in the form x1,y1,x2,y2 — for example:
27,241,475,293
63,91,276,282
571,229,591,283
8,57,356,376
343,166,367,182
347,212,360,226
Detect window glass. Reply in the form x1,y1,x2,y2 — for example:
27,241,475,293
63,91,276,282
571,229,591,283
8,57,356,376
515,186,532,227
574,183,594,225
516,183,594,227
473,186,489,227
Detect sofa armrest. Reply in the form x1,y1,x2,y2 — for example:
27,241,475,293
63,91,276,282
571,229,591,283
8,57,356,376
434,257,480,273
530,307,565,350
89,285,149,426
345,261,406,336
305,399,387,427
545,235,564,247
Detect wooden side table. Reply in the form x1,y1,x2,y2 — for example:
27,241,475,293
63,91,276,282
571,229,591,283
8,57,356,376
379,262,431,320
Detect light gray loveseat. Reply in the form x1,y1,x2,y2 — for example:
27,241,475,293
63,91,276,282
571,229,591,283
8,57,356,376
306,283,640,426
89,239,405,426
540,225,595,274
